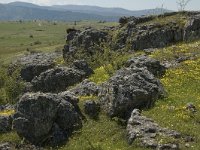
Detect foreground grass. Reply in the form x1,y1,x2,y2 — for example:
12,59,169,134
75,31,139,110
60,113,147,150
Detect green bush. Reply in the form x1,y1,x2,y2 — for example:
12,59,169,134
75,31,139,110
0,66,25,104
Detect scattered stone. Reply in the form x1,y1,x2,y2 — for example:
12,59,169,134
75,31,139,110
184,135,194,142
84,100,100,119
158,143,179,150
176,56,190,63
99,66,166,119
186,103,197,113
13,92,82,146
185,143,190,148
127,109,181,149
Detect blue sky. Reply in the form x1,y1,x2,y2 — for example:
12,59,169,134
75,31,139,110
0,0,199,11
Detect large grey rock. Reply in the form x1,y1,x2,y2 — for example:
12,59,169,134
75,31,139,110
99,67,165,119
9,53,60,82
31,67,86,93
13,92,82,146
127,109,180,149
125,55,166,77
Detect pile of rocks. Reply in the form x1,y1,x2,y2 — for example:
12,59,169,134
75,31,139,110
127,109,181,149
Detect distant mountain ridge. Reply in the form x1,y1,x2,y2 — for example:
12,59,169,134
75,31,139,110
0,2,172,21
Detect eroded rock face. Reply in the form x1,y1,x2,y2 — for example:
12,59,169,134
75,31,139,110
99,67,165,119
127,109,181,149
125,55,166,77
114,12,200,51
31,67,86,93
13,92,82,146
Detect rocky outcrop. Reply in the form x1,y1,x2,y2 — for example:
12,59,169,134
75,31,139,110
114,21,184,50
125,55,166,77
132,23,183,50
63,28,108,61
99,66,165,119
127,109,181,149
13,92,82,146
70,79,100,96
114,12,200,51
31,62,93,93
9,53,61,82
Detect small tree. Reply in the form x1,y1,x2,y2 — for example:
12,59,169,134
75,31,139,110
177,0,191,11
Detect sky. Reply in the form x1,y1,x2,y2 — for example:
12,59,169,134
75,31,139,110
0,0,199,11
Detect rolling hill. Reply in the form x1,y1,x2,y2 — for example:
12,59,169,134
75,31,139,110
0,2,171,22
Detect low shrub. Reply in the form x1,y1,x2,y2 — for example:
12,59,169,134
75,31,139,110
0,66,25,104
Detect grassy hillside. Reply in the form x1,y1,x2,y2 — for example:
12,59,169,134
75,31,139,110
0,18,200,149
1,39,200,149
